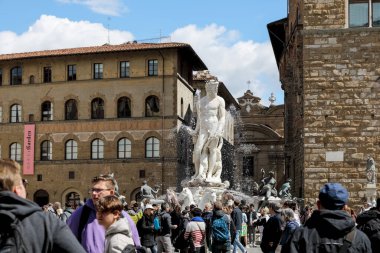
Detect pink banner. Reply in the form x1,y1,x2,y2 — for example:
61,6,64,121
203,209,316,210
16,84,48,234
23,124,35,175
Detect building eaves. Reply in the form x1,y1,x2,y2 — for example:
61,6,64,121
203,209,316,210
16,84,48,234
0,42,208,70
267,18,287,68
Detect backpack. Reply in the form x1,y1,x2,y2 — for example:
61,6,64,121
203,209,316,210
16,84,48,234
60,209,73,223
212,216,229,242
0,211,26,253
153,215,162,232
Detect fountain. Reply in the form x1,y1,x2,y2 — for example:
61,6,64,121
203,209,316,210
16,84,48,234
149,80,288,211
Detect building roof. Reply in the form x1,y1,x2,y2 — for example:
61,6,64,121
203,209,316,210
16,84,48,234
267,18,287,68
0,42,208,70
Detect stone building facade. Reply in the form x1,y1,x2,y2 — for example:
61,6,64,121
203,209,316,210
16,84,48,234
268,0,380,206
235,90,285,195
0,42,216,206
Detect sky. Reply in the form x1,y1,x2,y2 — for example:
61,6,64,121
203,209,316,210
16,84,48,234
0,0,287,105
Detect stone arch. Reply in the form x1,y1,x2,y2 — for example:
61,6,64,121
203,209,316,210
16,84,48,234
113,132,135,158
62,134,81,160
142,131,162,141
130,187,142,202
88,93,106,119
244,123,283,140
61,187,84,209
88,133,106,159
29,75,35,84
115,92,133,117
33,189,49,207
63,96,79,120
143,91,161,117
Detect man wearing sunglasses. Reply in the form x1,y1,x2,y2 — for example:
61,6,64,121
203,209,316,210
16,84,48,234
67,173,141,253
0,159,86,253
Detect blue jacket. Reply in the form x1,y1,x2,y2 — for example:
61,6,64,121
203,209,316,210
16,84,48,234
280,220,299,246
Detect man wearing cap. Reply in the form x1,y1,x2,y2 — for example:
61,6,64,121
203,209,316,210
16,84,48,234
357,198,380,253
138,204,157,253
289,182,372,253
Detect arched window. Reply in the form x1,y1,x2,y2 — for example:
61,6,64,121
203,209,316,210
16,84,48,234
145,137,159,158
10,66,22,85
10,104,22,123
65,99,78,120
91,98,104,119
118,138,131,159
41,101,53,121
145,96,160,117
29,75,35,84
9,142,21,161
117,97,131,118
91,139,104,159
65,139,78,160
40,140,52,161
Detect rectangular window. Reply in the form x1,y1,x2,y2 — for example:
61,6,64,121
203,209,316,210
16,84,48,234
94,63,103,79
242,156,254,177
148,59,158,76
139,170,145,178
69,171,75,180
120,61,130,78
11,67,22,85
0,68,2,85
37,174,42,181
67,65,76,81
349,0,380,27
374,0,380,26
43,67,52,83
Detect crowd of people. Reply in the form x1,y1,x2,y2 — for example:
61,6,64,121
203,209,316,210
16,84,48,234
1,159,380,253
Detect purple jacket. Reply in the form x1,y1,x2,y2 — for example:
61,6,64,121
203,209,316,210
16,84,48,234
67,199,141,253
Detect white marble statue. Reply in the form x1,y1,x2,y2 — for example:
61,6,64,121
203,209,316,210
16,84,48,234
191,80,226,184
165,188,179,208
199,190,217,211
178,187,195,210
366,156,376,184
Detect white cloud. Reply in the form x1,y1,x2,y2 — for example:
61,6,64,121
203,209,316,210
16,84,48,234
171,24,283,105
0,15,134,53
57,0,127,16
0,16,282,105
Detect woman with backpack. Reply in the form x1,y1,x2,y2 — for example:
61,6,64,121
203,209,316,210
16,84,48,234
211,202,231,253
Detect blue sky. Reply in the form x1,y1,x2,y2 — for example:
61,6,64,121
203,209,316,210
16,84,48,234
0,0,287,105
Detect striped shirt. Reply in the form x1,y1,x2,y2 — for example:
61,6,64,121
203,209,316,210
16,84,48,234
184,221,206,248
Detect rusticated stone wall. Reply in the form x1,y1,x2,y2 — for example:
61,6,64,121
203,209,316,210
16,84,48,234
302,28,380,207
276,0,380,208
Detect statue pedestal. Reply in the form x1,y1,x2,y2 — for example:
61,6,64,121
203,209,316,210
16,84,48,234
365,183,377,206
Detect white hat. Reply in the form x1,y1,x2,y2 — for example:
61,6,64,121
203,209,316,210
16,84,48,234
145,204,154,210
